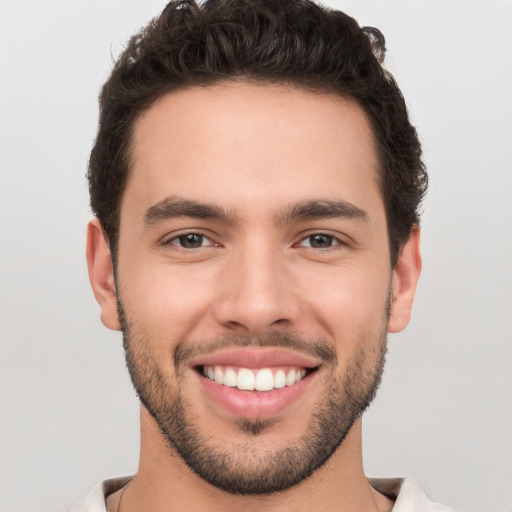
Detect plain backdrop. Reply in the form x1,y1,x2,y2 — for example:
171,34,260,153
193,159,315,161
1,1,511,511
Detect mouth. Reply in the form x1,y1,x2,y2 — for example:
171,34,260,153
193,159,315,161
189,348,321,419
197,364,315,392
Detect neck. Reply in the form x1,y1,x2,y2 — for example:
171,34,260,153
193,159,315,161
108,408,393,512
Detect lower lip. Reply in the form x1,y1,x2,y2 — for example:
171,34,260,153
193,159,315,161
196,371,315,419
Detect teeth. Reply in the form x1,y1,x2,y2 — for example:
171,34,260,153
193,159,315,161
203,365,308,391
255,368,273,391
274,370,286,389
224,368,237,387
237,368,255,390
214,366,224,385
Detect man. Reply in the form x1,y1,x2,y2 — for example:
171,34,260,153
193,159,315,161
73,0,453,510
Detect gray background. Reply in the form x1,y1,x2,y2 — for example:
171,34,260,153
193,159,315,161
1,1,511,511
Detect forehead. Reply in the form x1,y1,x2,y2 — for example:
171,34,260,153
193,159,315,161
123,83,381,221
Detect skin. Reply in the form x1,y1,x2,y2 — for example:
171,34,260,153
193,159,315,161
87,83,421,512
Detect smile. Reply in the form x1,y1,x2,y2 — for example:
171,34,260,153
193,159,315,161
201,365,308,391
189,347,321,418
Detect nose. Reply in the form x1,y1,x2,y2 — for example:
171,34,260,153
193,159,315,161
212,245,300,335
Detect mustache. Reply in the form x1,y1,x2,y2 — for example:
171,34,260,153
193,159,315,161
173,331,337,368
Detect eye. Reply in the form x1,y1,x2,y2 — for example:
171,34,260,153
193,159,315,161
168,233,216,249
298,233,339,249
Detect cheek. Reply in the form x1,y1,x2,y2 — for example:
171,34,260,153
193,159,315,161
118,263,216,341
302,263,390,337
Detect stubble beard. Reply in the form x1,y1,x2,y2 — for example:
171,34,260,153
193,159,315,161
118,299,388,495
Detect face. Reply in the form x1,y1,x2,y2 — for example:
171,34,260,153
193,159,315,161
88,83,420,495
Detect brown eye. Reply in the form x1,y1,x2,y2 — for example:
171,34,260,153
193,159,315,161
171,233,208,248
300,234,335,248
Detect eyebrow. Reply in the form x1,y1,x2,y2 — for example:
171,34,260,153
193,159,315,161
144,196,236,226
275,199,368,225
143,196,368,227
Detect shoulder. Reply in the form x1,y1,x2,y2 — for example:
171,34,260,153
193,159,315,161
68,476,132,512
370,477,458,512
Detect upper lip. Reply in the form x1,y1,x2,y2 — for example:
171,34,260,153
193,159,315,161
188,347,321,369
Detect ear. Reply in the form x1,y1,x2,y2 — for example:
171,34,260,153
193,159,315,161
86,218,121,331
387,226,422,333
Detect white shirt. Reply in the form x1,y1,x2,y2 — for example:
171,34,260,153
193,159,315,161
70,476,456,511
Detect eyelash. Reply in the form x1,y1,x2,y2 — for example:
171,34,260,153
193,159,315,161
162,231,347,251
163,231,219,250
296,232,346,250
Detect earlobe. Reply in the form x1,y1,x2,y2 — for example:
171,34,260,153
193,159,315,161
86,218,121,331
387,227,422,334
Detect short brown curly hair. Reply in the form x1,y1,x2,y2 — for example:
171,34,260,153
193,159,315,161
88,0,427,267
